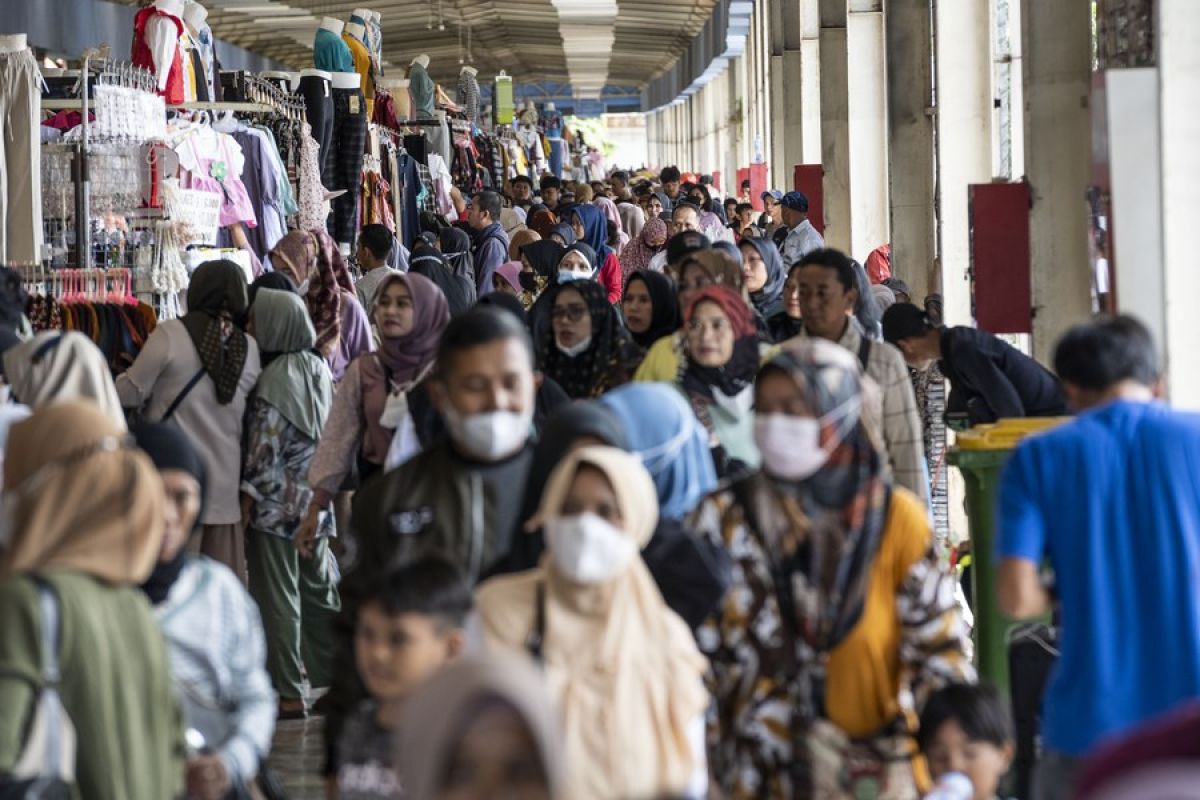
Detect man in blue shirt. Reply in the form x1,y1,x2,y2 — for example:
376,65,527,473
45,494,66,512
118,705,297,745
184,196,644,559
997,315,1200,800
467,190,509,296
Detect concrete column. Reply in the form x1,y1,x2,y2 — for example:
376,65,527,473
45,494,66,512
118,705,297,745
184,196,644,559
1159,0,1200,408
799,0,822,164
1022,0,1092,359
936,0,993,326
886,0,936,300
847,2,889,259
818,0,851,251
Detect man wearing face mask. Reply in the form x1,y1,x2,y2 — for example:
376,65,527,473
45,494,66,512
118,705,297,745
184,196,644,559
349,305,538,582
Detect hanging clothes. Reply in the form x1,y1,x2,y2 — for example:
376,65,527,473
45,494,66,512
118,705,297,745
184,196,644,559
131,4,186,105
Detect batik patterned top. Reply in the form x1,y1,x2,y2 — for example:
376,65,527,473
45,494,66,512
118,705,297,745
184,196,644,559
687,479,974,798
241,398,334,539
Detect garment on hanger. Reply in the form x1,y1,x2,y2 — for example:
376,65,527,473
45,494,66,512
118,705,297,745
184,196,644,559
296,73,334,183
131,4,186,104
230,127,286,259
191,19,216,101
171,122,258,228
457,71,480,128
0,47,41,265
330,85,368,244
297,122,329,231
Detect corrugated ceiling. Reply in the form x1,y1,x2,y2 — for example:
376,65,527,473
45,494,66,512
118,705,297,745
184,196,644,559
113,0,722,97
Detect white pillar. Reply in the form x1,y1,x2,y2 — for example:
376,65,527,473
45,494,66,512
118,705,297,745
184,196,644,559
1022,0,1092,359
819,0,851,252
886,0,936,300
800,0,822,164
935,0,994,326
847,1,889,259
1159,0,1200,408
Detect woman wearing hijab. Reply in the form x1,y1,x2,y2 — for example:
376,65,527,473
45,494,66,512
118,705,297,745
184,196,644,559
439,225,478,290
621,270,680,351
598,383,730,630
634,248,748,383
398,654,563,800
408,235,475,317
118,259,262,583
517,240,566,309
241,289,339,718
4,330,127,427
688,341,973,798
619,217,669,279
547,222,577,247
477,446,710,800
508,228,541,262
133,420,277,797
675,284,765,477
535,280,642,400
570,204,623,303
299,273,450,551
740,236,787,322
270,230,373,383
687,183,733,243
555,242,598,282
0,401,184,800
528,208,558,240
491,261,524,297
594,196,630,250
618,201,646,241
640,191,671,219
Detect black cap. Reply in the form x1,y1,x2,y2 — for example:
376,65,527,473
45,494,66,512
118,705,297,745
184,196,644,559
511,175,533,187
660,166,681,183
881,302,933,345
666,231,711,264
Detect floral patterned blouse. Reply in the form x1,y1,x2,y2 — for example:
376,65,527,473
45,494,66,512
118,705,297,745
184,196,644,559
241,397,335,539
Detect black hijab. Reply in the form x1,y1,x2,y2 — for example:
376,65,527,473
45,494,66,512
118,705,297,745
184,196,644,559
410,243,475,317
132,421,208,604
536,281,641,399
180,260,249,405
439,227,476,286
623,271,681,349
521,240,566,291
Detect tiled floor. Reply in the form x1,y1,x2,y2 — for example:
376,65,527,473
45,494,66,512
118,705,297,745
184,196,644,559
268,718,327,800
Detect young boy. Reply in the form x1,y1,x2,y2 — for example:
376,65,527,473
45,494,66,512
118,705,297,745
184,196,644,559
919,683,1015,800
334,555,473,800
354,223,398,311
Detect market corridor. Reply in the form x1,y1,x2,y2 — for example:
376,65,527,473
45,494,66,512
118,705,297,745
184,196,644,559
2,0,1200,799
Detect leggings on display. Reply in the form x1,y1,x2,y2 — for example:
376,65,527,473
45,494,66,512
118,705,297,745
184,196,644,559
0,48,42,265
549,137,565,179
330,88,367,245
296,74,334,188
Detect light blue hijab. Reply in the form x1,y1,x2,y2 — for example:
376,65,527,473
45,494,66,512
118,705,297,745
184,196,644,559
598,382,717,519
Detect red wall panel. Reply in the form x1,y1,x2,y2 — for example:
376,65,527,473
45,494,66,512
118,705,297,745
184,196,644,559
793,164,826,235
970,182,1032,334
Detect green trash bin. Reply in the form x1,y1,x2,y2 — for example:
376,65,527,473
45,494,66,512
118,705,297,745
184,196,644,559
948,418,1067,693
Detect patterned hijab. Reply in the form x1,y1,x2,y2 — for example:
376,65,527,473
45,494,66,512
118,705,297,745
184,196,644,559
758,338,888,652
180,259,249,404
269,230,343,360
620,218,668,277
4,331,127,428
536,281,641,399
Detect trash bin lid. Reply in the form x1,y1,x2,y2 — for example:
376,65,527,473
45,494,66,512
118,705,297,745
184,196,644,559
954,417,1071,451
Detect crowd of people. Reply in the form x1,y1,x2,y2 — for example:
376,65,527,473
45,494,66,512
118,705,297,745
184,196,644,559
0,165,1199,800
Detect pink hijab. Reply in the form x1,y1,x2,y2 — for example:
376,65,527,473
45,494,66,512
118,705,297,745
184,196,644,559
594,196,630,250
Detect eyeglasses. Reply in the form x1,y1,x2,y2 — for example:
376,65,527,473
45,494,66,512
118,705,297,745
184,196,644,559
551,303,589,323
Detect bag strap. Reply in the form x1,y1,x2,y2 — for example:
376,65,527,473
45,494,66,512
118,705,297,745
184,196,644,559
33,577,64,772
524,580,546,664
162,368,207,422
856,336,872,372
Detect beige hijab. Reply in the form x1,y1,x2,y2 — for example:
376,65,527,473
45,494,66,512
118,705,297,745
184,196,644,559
1,400,164,584
399,653,564,799
3,331,128,429
476,446,709,800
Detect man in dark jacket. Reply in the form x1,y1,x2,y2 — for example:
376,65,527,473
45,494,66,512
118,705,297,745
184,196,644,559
882,302,1067,426
467,190,510,296
349,305,537,581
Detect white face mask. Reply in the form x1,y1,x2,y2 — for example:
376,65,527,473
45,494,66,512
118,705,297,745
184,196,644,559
755,414,826,480
295,277,311,295
557,269,590,284
754,396,860,481
544,512,637,584
555,334,591,357
442,407,532,462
